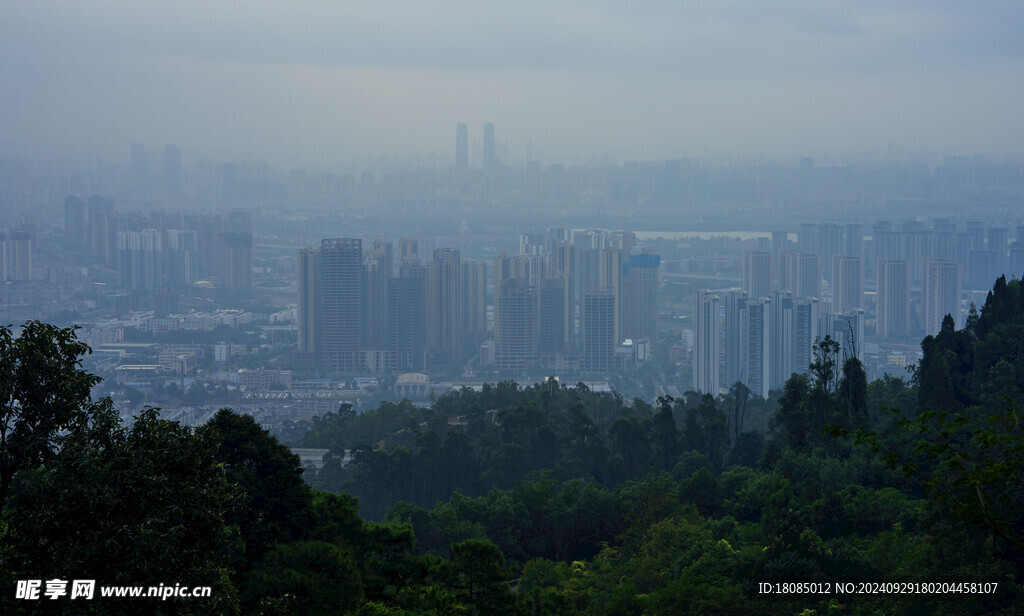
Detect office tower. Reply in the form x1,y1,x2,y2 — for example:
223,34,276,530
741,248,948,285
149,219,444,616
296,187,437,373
968,250,996,290
0,233,5,281
164,144,181,195
219,232,253,292
426,248,463,364
832,255,864,314
463,259,488,338
483,122,496,170
164,229,197,288
298,247,320,355
64,195,87,248
987,227,1008,278
743,251,771,300
770,291,794,389
744,298,771,398
456,123,468,170
388,277,426,371
818,223,843,282
582,288,616,373
693,290,720,395
130,143,149,200
320,238,363,371
496,278,539,371
1017,224,1024,245
923,258,962,336
622,254,660,341
877,259,910,340
724,291,748,388
844,223,863,258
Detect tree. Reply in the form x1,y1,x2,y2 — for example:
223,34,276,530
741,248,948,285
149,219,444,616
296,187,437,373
2,406,242,615
651,396,681,472
203,409,316,564
0,322,106,515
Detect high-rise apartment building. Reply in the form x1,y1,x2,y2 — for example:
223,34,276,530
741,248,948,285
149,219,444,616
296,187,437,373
320,238,364,371
693,290,720,395
496,278,539,372
219,232,253,293
426,248,463,364
923,258,962,336
582,288,616,373
831,255,863,314
876,258,909,340
743,251,771,300
388,276,425,371
64,195,88,248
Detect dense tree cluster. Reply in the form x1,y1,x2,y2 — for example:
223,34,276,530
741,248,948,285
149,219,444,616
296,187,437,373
0,277,1022,615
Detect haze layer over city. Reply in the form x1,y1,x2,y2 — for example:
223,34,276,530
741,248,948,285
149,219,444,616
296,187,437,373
4,3,1024,614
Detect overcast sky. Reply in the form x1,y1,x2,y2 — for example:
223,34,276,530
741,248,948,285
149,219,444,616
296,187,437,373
2,1,1023,166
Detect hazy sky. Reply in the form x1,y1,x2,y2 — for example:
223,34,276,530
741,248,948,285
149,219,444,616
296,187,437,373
2,1,1023,166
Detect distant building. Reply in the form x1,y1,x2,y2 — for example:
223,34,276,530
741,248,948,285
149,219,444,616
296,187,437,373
456,123,468,170
923,258,962,336
693,290,720,395
877,259,909,340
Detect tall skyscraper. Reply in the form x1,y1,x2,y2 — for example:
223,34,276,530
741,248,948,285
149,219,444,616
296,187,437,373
496,278,539,371
769,291,794,390
724,291,748,388
621,254,660,341
463,259,488,339
3,230,32,281
923,258,962,336
780,251,821,299
538,277,569,354
219,232,253,293
582,288,616,373
320,238,364,371
877,259,909,340
743,251,771,300
693,290,720,395
483,122,496,170
832,255,863,314
64,195,87,248
456,123,468,170
744,298,771,399
388,276,425,371
426,248,463,364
